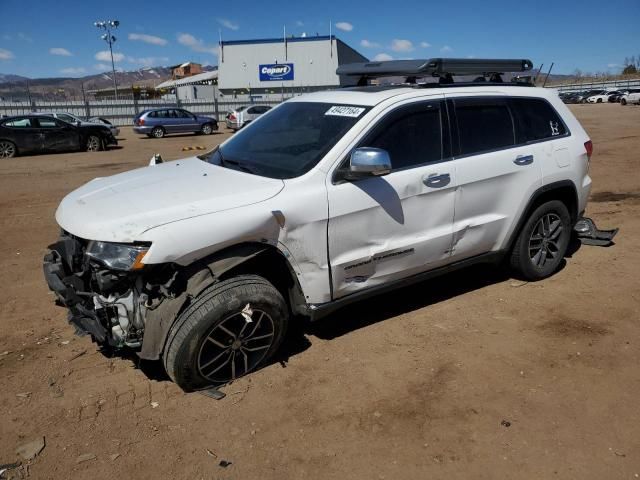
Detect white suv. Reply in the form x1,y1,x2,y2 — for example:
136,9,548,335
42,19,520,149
44,59,593,391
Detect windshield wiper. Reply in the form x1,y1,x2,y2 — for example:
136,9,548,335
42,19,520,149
204,146,257,174
218,152,257,175
223,158,257,175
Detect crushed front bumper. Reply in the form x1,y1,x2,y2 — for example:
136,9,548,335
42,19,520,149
43,236,114,344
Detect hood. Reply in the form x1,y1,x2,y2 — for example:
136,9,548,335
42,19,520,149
56,157,284,242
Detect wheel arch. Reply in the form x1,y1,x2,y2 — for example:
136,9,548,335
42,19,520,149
505,180,579,253
139,242,305,361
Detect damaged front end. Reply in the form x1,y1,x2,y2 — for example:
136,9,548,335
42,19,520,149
43,233,176,350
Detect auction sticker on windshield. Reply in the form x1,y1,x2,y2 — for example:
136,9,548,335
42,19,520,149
325,106,366,117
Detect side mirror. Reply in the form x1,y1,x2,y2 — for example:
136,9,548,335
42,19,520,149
344,147,392,180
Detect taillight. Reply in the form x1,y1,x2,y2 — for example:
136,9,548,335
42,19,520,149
229,114,236,121
138,118,145,126
584,140,593,159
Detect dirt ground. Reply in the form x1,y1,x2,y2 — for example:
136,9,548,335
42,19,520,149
1,104,639,480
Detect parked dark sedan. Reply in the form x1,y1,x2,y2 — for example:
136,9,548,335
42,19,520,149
133,108,218,138
0,115,117,158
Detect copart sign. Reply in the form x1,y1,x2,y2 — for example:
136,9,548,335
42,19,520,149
259,63,294,81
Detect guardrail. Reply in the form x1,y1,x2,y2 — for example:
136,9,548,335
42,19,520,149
0,97,289,126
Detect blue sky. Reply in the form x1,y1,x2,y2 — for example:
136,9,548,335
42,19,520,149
0,0,638,78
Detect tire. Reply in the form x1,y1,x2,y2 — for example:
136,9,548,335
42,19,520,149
151,126,165,138
86,135,102,152
200,123,213,135
509,200,571,281
597,98,602,103
0,140,17,158
621,99,627,106
163,274,289,391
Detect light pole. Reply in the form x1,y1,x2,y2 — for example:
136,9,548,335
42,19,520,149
94,20,120,100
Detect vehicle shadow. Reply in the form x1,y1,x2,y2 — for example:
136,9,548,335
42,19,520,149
306,263,510,341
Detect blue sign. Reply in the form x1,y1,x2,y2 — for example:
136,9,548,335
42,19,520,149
259,63,294,81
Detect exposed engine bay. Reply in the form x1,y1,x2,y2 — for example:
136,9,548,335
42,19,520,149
43,233,177,350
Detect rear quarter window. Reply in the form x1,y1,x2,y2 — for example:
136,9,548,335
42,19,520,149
510,98,567,143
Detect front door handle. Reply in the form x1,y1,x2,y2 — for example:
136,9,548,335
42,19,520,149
514,154,534,166
423,173,451,188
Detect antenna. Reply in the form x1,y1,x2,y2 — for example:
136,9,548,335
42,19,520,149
543,62,554,87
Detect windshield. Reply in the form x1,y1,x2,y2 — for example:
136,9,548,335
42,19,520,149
201,102,370,179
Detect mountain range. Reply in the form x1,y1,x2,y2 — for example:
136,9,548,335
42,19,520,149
0,66,215,101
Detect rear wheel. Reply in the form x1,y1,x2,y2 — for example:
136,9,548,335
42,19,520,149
151,126,165,138
0,140,16,158
163,274,289,391
510,200,571,281
86,135,102,152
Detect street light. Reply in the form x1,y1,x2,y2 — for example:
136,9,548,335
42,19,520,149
94,20,120,100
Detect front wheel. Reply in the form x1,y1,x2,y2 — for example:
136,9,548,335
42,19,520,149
200,123,214,135
163,275,289,391
86,135,102,152
621,99,627,106
509,200,571,281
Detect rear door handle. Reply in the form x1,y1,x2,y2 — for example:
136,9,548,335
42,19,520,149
514,154,534,166
423,173,451,188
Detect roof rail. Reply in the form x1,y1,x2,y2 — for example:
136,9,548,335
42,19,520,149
337,58,534,78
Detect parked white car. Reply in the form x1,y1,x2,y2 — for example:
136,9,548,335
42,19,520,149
586,90,619,103
44,58,593,391
620,90,640,105
225,105,272,130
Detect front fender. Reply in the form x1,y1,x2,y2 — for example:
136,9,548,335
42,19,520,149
139,243,282,361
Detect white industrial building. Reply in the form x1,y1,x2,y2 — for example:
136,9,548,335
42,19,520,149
155,69,219,101
217,35,368,98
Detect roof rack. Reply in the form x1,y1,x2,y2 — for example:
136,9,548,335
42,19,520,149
336,58,533,87
337,58,533,77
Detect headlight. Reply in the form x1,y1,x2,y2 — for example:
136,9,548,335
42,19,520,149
85,241,150,271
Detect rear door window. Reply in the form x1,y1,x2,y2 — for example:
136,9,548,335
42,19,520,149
510,98,567,143
36,118,60,128
454,98,515,155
